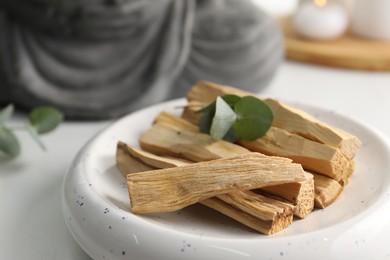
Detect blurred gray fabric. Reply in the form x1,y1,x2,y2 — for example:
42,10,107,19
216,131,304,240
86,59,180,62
0,0,284,119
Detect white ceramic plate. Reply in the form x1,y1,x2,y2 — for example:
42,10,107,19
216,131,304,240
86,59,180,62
62,98,390,260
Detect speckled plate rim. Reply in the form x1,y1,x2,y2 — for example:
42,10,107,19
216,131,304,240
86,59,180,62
62,98,390,260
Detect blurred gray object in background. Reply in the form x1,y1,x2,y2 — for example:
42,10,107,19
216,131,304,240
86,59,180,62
0,0,284,119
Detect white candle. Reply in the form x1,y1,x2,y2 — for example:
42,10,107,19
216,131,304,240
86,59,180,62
293,0,348,40
352,0,390,41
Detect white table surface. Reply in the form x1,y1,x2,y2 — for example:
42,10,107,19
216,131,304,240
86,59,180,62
2,2,390,259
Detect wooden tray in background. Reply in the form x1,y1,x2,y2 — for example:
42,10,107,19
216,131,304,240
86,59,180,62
281,17,390,71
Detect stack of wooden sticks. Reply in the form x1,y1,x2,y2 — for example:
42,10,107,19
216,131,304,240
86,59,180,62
116,81,361,235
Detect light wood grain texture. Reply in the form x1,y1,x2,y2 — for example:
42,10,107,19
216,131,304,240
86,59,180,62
204,191,295,235
313,172,343,208
116,144,296,234
185,81,360,159
127,153,306,213
239,128,351,182
149,112,315,218
118,140,313,218
281,16,390,71
140,123,249,162
116,141,157,177
184,102,352,182
261,171,314,218
183,81,359,182
263,98,361,160
154,111,199,132
117,141,189,172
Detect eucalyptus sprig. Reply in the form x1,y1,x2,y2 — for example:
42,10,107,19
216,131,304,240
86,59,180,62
0,104,64,158
197,95,274,142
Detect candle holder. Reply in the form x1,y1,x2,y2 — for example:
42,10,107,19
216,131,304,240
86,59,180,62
293,0,348,40
279,0,390,71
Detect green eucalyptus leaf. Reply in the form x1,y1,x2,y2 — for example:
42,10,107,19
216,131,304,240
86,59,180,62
196,94,241,114
26,123,46,150
0,104,14,127
199,108,214,134
233,96,274,140
223,127,239,143
221,94,241,107
198,94,241,133
210,97,237,140
0,127,20,157
196,102,215,114
29,106,64,134
197,94,273,142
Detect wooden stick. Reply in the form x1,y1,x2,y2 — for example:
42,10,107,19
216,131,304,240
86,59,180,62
263,98,361,159
127,153,306,214
185,80,361,159
117,141,189,172
154,111,198,132
116,141,157,177
340,160,355,187
238,128,351,182
261,171,314,218
186,80,253,103
146,112,315,218
204,190,295,235
171,106,347,210
116,143,296,234
140,123,250,162
182,81,359,182
183,103,353,182
312,172,343,208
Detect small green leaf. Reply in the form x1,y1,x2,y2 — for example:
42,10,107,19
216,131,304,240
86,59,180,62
199,107,215,134
29,106,64,134
0,127,20,157
196,94,241,114
233,96,274,140
196,102,215,115
210,97,237,140
220,94,241,107
197,94,273,142
223,127,239,143
0,104,14,127
26,123,46,150
198,95,241,134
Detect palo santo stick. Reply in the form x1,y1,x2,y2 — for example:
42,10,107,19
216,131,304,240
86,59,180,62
184,80,361,159
147,112,315,218
340,160,355,186
263,99,361,160
117,141,189,172
120,141,313,218
154,111,198,132
116,141,157,177
239,127,351,182
183,103,353,182
181,101,205,125
204,191,295,235
312,172,343,208
176,105,348,206
261,171,314,218
127,153,306,213
116,145,296,234
140,123,249,162
186,80,253,103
